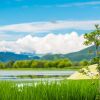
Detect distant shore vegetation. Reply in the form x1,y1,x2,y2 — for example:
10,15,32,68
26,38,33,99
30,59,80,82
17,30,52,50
0,58,98,69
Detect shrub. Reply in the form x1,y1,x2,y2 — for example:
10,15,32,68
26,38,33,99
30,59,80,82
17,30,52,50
79,60,89,66
0,62,5,69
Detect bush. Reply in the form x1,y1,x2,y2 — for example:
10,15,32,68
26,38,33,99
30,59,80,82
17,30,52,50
0,62,5,69
57,59,72,68
44,61,52,68
79,60,89,66
73,62,80,66
5,61,15,68
13,60,31,68
30,61,38,68
90,57,100,65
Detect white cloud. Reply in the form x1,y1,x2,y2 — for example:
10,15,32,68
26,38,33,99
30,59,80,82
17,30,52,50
0,32,87,54
0,20,100,33
0,32,27,41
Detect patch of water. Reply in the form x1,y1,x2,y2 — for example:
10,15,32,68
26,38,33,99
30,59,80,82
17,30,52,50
0,70,76,81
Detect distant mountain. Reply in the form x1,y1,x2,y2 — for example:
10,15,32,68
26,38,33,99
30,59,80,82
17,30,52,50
0,46,99,62
41,46,100,61
0,52,40,62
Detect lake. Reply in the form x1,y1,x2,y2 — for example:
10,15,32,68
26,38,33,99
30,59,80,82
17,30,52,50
0,70,75,81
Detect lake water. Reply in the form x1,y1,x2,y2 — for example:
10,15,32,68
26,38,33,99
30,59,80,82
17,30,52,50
0,70,75,81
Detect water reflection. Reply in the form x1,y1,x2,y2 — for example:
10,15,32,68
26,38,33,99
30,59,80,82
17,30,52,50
0,70,75,81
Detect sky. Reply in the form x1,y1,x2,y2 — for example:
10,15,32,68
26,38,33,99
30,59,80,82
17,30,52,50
0,0,100,54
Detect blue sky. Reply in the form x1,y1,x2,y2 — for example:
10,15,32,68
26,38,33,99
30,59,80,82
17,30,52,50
0,0,100,32
0,0,100,53
0,0,100,25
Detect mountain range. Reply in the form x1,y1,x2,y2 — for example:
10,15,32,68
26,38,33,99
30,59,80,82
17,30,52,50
0,52,40,62
42,46,100,61
0,46,99,62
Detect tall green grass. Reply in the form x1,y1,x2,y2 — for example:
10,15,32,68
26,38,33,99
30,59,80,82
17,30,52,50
0,80,99,100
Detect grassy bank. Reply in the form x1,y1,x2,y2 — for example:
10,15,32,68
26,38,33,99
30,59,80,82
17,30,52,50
0,80,99,100
0,66,81,71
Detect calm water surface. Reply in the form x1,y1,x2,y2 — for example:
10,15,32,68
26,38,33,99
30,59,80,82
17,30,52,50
0,70,76,81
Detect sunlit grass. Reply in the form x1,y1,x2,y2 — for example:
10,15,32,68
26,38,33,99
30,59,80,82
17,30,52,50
0,80,99,100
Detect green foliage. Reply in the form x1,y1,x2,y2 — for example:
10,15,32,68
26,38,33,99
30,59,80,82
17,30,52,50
37,61,45,68
57,59,72,68
13,60,31,68
73,62,80,66
5,60,15,68
90,57,100,64
0,62,5,69
84,24,100,47
44,61,53,68
0,80,99,100
84,24,100,68
0,58,91,69
79,60,89,66
30,61,38,68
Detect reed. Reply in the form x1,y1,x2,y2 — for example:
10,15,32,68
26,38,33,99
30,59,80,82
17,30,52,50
0,80,99,100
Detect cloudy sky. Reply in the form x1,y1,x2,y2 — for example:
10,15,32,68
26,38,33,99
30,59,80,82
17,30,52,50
0,0,100,54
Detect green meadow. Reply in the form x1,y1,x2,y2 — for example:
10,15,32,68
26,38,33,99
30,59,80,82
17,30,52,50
0,80,99,100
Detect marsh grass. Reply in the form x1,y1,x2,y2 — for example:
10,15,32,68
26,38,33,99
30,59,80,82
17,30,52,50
0,80,99,100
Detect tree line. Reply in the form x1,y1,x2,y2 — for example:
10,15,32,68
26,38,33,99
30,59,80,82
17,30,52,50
0,58,98,69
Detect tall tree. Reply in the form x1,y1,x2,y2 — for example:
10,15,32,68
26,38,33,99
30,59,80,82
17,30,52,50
84,24,100,70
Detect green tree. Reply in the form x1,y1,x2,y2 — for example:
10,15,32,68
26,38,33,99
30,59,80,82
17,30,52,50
79,60,89,66
84,24,100,70
0,62,5,69
73,62,80,66
13,61,22,68
5,60,15,68
90,57,99,65
57,59,72,68
37,61,45,68
44,61,52,68
13,60,31,68
30,61,38,68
